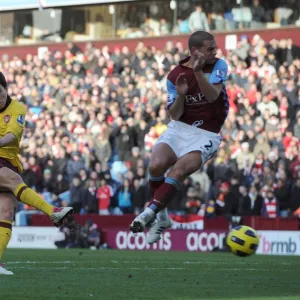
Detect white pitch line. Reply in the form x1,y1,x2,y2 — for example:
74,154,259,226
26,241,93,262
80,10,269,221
9,266,185,271
7,261,73,264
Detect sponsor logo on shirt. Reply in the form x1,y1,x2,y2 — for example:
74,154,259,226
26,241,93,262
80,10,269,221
17,115,25,126
3,115,10,123
185,93,208,105
216,69,226,79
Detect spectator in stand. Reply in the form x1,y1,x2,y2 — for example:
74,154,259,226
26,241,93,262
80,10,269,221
261,189,278,218
70,175,85,213
79,219,101,249
132,178,147,214
82,179,98,214
250,0,265,29
237,185,251,215
97,179,113,215
172,17,190,34
93,131,112,165
66,152,86,181
290,178,300,215
22,161,37,189
188,4,210,32
53,174,69,196
185,187,201,214
248,185,263,215
115,179,134,214
159,18,171,36
274,179,290,217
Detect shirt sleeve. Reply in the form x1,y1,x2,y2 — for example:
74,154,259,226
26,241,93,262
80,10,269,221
167,79,178,109
5,105,27,140
209,59,228,84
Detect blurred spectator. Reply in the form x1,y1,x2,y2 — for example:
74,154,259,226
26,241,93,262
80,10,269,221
115,179,134,214
188,4,210,32
70,175,85,213
290,178,300,214
94,132,112,165
132,178,147,214
159,18,171,35
79,219,101,249
53,174,70,195
67,152,86,181
185,187,201,214
97,179,113,215
274,179,290,217
248,185,263,215
261,189,278,218
55,216,80,249
22,161,36,189
223,177,240,216
237,185,251,215
42,169,55,192
250,0,265,29
172,17,190,34
82,179,98,214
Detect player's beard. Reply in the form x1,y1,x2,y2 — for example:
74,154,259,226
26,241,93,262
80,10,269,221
206,57,217,64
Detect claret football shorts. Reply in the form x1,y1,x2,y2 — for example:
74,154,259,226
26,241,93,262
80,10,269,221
0,157,19,174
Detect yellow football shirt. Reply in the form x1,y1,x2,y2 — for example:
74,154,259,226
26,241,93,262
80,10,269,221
0,97,27,173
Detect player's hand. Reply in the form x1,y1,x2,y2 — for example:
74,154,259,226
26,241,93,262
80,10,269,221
193,50,205,72
175,73,188,96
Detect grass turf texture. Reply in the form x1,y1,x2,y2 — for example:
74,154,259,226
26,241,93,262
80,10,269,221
1,249,299,300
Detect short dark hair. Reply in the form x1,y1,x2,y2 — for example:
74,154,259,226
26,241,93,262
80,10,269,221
0,72,7,90
188,31,214,50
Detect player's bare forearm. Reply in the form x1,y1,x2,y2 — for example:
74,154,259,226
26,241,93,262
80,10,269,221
168,94,185,120
194,71,222,103
0,133,17,148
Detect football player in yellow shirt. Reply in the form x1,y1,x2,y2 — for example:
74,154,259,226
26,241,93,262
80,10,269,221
0,72,73,275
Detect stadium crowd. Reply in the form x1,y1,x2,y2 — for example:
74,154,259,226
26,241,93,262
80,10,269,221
122,0,300,38
1,33,299,222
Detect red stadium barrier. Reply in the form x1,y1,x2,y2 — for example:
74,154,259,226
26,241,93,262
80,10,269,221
243,216,299,231
31,214,300,231
0,26,299,59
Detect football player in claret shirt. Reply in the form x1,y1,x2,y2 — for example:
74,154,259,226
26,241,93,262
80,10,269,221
130,31,229,243
0,72,73,275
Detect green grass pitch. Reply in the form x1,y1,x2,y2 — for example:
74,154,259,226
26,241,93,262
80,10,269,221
1,249,300,300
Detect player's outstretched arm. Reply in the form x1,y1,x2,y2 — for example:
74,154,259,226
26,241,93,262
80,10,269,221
168,73,187,120
0,133,17,147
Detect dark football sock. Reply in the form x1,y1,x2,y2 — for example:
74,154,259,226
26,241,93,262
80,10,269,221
148,177,180,213
149,175,165,198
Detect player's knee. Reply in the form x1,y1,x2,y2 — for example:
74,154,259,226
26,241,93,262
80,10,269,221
168,166,187,181
1,208,14,222
0,167,23,191
149,159,165,177
0,194,16,222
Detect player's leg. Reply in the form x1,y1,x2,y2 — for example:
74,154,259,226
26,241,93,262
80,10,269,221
148,143,177,196
0,167,73,226
146,151,203,243
130,143,177,233
0,192,16,275
146,132,221,243
149,143,178,223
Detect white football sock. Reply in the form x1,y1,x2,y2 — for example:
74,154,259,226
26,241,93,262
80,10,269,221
157,207,169,222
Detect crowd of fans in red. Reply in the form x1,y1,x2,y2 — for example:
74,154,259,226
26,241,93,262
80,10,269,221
2,34,299,219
